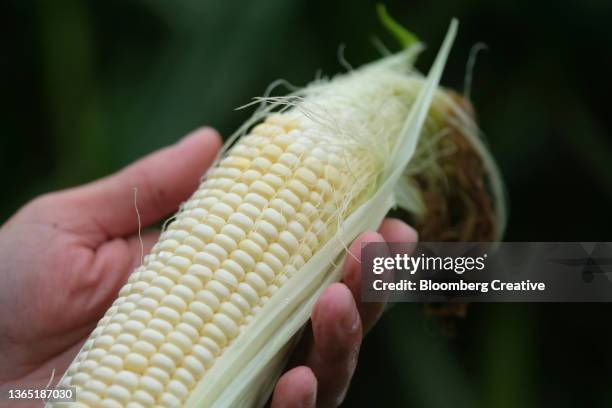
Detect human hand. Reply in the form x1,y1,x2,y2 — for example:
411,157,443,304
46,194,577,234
0,128,223,395
270,218,416,408
0,127,417,407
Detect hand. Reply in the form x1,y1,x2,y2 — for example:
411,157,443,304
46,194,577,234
270,219,416,408
0,128,222,394
0,127,417,407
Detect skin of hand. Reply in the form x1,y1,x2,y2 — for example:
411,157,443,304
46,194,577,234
0,127,417,407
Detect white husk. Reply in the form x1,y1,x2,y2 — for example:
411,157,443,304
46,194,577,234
185,19,460,408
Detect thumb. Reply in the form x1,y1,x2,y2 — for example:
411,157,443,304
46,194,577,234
62,127,222,243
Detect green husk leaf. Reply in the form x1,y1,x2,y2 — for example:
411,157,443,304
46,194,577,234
395,176,426,216
377,4,419,50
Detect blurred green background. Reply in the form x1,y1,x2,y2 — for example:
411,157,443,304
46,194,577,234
3,0,612,406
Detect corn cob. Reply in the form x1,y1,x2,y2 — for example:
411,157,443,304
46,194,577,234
52,20,504,407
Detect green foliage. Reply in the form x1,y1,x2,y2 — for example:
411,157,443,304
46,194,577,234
377,4,419,49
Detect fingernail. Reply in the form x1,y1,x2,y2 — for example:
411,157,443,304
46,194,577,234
302,380,317,408
374,236,390,260
341,296,360,333
400,223,419,243
360,232,385,251
361,232,389,269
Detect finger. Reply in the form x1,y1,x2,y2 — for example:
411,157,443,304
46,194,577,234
126,230,161,271
67,127,221,240
88,230,162,310
271,366,317,408
378,217,419,243
305,283,361,408
343,218,418,333
342,231,385,333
